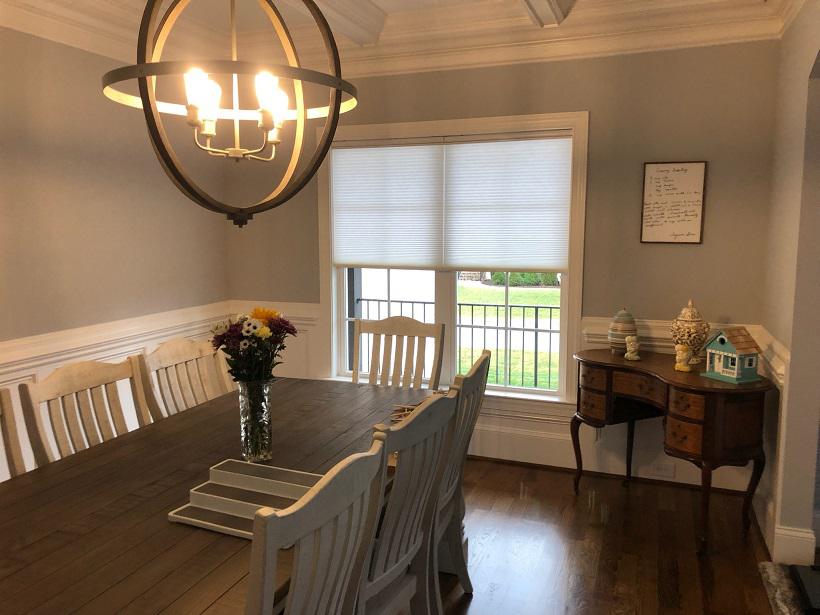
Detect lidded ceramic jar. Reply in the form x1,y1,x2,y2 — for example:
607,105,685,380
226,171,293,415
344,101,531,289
670,299,711,364
608,309,638,355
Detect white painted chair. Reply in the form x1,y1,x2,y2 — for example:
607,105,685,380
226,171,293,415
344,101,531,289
355,391,457,614
1,388,26,478
245,439,387,615
352,316,445,390
428,350,491,615
18,358,154,466
137,337,234,421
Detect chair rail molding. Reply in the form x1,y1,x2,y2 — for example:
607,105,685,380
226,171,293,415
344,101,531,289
580,316,789,389
0,302,232,383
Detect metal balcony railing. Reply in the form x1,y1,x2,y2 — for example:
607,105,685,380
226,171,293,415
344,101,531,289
351,297,560,391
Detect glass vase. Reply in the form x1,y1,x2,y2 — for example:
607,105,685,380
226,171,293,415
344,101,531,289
238,379,274,463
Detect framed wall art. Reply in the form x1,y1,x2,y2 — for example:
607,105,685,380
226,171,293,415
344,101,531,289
641,161,707,244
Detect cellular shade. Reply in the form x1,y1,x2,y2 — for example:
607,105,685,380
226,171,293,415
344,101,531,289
331,137,572,271
331,145,444,268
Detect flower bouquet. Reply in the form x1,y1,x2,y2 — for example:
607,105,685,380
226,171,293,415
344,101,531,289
211,308,297,462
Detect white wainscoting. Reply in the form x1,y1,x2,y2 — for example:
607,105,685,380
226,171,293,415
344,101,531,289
0,300,319,481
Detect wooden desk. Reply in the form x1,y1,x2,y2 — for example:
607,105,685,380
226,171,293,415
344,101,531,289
571,349,774,550
0,379,427,614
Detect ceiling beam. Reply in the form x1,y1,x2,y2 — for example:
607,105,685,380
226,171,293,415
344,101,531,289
279,0,386,46
520,0,576,27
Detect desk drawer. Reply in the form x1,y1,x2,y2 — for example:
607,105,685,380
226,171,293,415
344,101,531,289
579,364,607,391
666,417,703,457
612,371,666,406
669,388,705,422
579,388,607,422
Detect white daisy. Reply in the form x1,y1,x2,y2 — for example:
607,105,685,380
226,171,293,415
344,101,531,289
239,339,251,351
242,318,264,337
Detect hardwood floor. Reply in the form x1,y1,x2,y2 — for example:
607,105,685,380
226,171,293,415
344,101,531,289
441,459,772,615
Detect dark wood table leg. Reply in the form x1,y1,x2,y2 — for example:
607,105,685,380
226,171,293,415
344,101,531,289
699,462,713,553
743,453,765,537
624,419,635,486
571,415,583,495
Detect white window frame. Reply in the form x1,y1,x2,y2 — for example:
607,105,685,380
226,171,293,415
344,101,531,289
318,112,588,407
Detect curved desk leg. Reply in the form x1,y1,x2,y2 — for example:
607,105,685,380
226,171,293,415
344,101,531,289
699,462,713,554
571,416,583,495
743,453,765,537
624,419,635,486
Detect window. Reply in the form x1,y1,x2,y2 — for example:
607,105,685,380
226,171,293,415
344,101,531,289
457,272,560,391
729,357,737,368
745,356,757,369
340,268,561,391
341,268,436,377
326,113,588,401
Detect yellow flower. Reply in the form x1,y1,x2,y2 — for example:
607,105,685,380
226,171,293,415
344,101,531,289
250,307,281,323
255,326,272,340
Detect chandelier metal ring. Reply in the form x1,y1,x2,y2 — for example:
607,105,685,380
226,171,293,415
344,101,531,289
101,0,357,226
101,62,358,122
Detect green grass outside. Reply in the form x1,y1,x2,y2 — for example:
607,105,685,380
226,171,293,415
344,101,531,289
456,283,561,307
458,347,560,391
456,282,561,391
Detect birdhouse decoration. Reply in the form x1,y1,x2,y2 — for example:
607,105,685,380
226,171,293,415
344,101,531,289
701,327,762,383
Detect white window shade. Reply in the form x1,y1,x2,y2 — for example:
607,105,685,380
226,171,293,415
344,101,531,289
331,137,572,271
444,138,572,271
331,145,444,268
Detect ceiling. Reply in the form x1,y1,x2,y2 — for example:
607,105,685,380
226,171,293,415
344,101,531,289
0,0,803,77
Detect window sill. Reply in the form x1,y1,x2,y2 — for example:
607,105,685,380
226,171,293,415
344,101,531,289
327,374,575,421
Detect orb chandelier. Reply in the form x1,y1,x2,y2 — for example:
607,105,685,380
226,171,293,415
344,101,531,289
102,0,358,226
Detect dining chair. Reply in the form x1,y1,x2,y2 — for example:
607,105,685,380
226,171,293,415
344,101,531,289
245,438,387,615
352,316,445,390
137,337,234,421
19,357,154,466
1,388,26,478
428,350,491,615
355,390,457,614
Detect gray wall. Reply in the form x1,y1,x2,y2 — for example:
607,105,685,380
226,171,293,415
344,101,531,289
763,1,820,347
0,28,230,341
224,137,321,304
231,41,779,325
0,28,783,338
763,0,820,532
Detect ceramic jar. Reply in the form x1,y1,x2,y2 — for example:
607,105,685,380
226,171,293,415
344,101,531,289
670,299,711,364
608,309,638,355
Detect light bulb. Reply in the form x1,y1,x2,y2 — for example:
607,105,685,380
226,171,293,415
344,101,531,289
256,71,289,126
199,79,222,122
255,71,279,111
271,88,289,126
184,68,221,122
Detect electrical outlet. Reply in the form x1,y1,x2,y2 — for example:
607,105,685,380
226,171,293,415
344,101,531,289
649,462,676,479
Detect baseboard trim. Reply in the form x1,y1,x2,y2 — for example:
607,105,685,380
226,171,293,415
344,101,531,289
467,454,758,497
771,524,817,564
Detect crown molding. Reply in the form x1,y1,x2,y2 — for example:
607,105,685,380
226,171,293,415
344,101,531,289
0,0,225,63
248,0,793,78
0,0,799,78
777,0,807,33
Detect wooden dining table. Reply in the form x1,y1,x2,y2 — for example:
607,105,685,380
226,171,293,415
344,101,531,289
0,378,429,615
